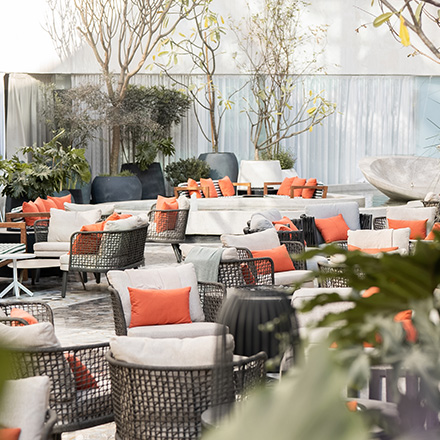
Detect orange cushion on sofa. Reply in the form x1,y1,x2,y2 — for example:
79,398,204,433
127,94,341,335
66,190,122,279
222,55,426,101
34,197,56,213
291,177,307,197
315,214,349,243
128,286,192,327
0,428,21,440
425,222,440,240
251,244,295,273
272,216,298,231
187,178,202,198
10,308,38,326
65,354,99,390
47,193,72,210
200,178,218,198
155,195,179,232
387,218,427,239
22,200,40,226
218,176,235,196
277,177,295,196
302,178,318,199
347,245,399,254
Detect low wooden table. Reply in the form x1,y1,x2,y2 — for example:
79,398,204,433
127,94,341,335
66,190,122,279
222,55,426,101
8,258,61,285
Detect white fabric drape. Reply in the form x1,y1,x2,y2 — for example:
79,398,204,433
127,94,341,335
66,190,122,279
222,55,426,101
0,73,5,159
6,73,435,183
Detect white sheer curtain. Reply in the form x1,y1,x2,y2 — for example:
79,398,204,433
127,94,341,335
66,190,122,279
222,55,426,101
0,73,5,159
6,73,427,184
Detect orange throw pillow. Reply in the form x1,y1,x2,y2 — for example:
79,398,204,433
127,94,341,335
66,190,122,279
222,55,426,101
10,308,38,326
65,354,99,390
0,428,21,440
387,218,427,239
128,286,192,327
241,262,256,285
200,178,218,198
187,178,202,198
425,222,440,240
155,195,179,232
218,176,235,196
291,177,307,197
277,177,295,196
34,197,55,213
251,245,295,273
315,214,349,243
22,200,40,227
302,178,318,199
347,245,399,254
47,193,72,210
272,216,298,231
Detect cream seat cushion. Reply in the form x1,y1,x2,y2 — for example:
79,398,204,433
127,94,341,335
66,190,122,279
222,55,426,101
64,202,115,216
107,263,205,327
110,334,234,367
127,322,227,338
274,270,314,287
221,228,280,251
34,241,70,258
0,376,51,440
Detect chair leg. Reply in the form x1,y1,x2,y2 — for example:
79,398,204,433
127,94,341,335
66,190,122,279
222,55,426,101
94,273,101,284
172,243,183,263
79,272,87,291
61,271,68,298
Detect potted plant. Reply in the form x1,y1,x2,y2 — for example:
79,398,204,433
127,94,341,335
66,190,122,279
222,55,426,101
164,157,211,188
0,131,91,211
91,170,142,204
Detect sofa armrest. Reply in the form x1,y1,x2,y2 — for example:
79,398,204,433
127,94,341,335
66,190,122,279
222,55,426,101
233,182,251,195
197,281,226,322
174,185,209,198
263,182,282,195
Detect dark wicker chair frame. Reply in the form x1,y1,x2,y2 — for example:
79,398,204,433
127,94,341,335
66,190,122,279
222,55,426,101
106,349,266,440
302,213,373,247
109,281,226,336
243,218,304,243
146,205,189,263
0,300,54,326
8,343,113,439
317,261,351,288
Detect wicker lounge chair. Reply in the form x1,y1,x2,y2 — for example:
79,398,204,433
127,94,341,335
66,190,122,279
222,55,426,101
0,300,54,325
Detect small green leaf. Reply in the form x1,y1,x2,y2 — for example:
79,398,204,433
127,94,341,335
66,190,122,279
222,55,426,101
373,12,393,27
415,2,423,23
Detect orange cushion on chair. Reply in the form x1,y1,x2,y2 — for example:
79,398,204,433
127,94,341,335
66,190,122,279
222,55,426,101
128,286,192,327
425,222,440,240
315,214,349,243
47,193,72,210
218,176,235,197
272,216,298,231
387,218,427,239
155,195,179,232
187,178,202,198
65,354,99,390
200,178,218,198
291,177,307,197
22,200,41,227
10,308,38,326
277,177,295,196
251,244,295,273
302,178,318,199
0,428,21,440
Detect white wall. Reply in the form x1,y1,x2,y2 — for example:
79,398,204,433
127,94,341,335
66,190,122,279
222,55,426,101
1,0,439,75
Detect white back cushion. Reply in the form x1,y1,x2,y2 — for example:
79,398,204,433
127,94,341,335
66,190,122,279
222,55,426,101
220,228,280,251
0,376,50,440
110,334,234,367
348,228,410,253
0,322,60,349
108,263,204,327
103,214,148,232
65,202,115,216
386,206,436,234
47,208,102,242
305,202,361,230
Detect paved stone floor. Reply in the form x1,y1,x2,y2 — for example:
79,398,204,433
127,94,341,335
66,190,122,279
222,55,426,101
1,243,190,439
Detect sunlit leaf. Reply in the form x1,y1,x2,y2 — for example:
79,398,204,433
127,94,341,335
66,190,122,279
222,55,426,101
415,2,423,23
399,15,411,47
373,12,393,27
307,106,317,114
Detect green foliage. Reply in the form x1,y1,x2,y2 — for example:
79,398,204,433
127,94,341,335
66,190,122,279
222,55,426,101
99,170,135,177
0,131,91,199
298,238,440,436
135,138,176,171
260,149,296,169
164,157,211,187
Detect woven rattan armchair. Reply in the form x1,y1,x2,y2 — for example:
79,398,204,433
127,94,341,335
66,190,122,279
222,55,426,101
7,342,113,439
0,300,54,325
243,218,305,244
146,204,189,262
109,281,226,336
106,349,266,440
60,225,148,297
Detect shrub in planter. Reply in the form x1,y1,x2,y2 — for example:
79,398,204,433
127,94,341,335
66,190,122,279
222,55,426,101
164,158,211,187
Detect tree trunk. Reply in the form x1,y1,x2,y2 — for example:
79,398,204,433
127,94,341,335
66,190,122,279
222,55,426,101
110,125,121,175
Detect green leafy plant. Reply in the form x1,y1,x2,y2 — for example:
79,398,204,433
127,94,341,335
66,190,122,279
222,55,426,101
260,149,296,170
135,138,176,171
164,157,211,187
0,131,91,200
99,170,135,178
